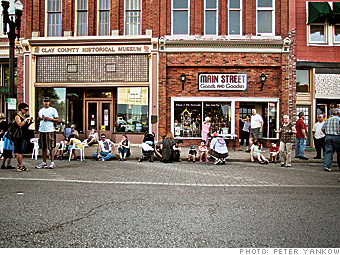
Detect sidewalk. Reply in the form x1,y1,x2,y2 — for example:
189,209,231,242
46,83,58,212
36,144,336,163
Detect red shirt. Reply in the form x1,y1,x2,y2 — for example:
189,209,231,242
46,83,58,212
296,118,307,139
270,146,279,153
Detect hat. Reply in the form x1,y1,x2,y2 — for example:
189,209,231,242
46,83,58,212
43,97,51,102
190,145,195,149
0,113,6,119
213,132,218,137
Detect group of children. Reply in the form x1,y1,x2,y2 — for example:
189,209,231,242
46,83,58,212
250,140,280,164
187,140,209,163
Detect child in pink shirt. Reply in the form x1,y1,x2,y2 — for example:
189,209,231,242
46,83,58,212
199,140,209,162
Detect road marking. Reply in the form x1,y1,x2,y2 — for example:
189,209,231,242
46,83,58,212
0,177,339,188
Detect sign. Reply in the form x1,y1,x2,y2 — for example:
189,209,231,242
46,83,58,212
0,87,9,94
8,98,16,110
33,45,151,55
198,73,247,91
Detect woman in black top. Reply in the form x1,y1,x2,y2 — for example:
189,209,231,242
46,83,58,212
161,132,176,163
14,103,34,172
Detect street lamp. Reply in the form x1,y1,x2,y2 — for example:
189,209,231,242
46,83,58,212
259,72,266,91
2,0,23,123
181,73,186,90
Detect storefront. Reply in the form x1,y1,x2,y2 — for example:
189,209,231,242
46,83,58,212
25,38,158,143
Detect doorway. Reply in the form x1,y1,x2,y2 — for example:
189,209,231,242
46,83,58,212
86,101,113,138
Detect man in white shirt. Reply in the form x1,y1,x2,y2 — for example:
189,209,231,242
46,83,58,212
249,109,264,150
93,134,116,161
208,133,229,165
312,114,325,159
35,97,59,169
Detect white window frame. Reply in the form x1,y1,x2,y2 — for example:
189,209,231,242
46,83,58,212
45,0,62,37
171,0,190,36
228,0,242,36
334,23,340,44
97,0,110,36
204,0,218,36
307,23,328,45
256,0,275,36
75,0,88,36
125,0,142,35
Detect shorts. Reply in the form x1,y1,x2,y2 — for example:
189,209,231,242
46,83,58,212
209,149,229,159
39,132,56,150
14,139,28,154
252,153,261,157
250,128,261,140
2,149,13,159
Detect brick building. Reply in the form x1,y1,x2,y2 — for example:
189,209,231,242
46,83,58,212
295,0,340,146
10,0,296,145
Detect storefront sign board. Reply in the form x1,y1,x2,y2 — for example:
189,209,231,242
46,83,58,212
8,98,17,110
198,73,247,91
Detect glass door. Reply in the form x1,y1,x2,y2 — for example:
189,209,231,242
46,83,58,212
86,101,112,137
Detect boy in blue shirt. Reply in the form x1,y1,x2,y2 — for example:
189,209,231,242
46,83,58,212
1,132,15,169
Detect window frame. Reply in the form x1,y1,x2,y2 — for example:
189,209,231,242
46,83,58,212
307,22,328,45
256,0,275,36
333,23,340,44
204,0,218,36
296,69,311,93
125,0,142,36
171,0,190,36
76,0,88,36
228,0,242,36
46,0,62,37
98,0,111,36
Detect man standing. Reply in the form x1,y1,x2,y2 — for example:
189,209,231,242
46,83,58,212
321,108,340,172
248,109,263,151
35,97,59,169
295,112,308,160
312,114,325,159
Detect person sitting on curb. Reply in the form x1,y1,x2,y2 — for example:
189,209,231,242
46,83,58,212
118,134,131,161
188,145,197,163
199,140,209,162
250,140,269,164
269,141,279,163
173,140,182,162
93,134,116,161
208,133,229,165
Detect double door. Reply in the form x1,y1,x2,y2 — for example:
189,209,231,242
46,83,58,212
86,100,113,138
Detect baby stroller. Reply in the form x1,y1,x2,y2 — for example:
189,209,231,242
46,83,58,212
139,132,155,162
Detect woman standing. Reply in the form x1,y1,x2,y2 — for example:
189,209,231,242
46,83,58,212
278,115,296,167
201,117,211,145
118,134,131,161
239,115,251,152
14,103,34,172
161,132,176,163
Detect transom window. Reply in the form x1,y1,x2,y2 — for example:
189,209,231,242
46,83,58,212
125,0,141,35
47,0,62,37
205,0,218,35
172,0,190,35
256,0,275,35
228,0,242,35
99,0,110,36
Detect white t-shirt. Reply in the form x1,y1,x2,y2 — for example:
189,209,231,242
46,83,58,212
312,121,326,139
251,114,263,129
210,138,228,154
38,107,59,132
99,139,113,153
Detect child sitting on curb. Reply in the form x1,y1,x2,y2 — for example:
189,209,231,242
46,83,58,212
250,140,269,164
198,140,209,162
269,142,280,163
188,145,197,163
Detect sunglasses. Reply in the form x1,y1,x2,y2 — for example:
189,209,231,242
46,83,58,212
23,108,29,111
100,137,106,139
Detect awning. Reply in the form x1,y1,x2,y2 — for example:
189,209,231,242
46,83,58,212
330,2,340,24
307,2,333,24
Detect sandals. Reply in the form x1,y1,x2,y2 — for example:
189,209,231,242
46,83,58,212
17,165,28,172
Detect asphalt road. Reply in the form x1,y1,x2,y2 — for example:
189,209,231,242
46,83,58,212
0,160,339,248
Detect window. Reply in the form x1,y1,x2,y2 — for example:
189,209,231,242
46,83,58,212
99,0,110,36
77,0,88,36
334,24,340,42
205,0,218,35
172,0,189,35
47,0,62,37
228,0,242,35
256,0,274,35
296,69,310,93
125,0,141,35
309,24,326,43
115,87,149,133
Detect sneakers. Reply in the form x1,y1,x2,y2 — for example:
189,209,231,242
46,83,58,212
285,164,292,167
324,168,331,172
205,159,209,162
299,156,308,160
1,165,6,169
48,162,55,169
35,162,48,169
200,159,203,162
6,165,15,169
214,159,222,165
281,163,285,167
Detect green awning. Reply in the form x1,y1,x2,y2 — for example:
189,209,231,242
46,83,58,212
308,2,333,24
330,2,340,24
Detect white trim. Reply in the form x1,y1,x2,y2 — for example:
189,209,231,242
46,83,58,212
256,0,275,36
171,0,190,35
204,0,218,36
161,47,283,53
228,0,242,36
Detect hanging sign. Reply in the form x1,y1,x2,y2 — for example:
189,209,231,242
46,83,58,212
8,98,17,110
198,73,247,91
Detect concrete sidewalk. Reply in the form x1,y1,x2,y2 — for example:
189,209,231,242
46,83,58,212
36,144,336,164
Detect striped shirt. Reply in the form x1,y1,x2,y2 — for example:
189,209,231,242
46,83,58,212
322,116,340,135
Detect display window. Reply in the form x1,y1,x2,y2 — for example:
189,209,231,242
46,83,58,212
204,103,231,134
174,102,202,137
115,87,149,133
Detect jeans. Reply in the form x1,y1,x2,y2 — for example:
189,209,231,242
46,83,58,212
93,152,114,161
118,147,131,158
279,142,292,165
324,135,340,169
295,138,306,157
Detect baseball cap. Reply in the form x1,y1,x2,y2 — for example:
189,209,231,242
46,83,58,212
43,97,51,102
190,145,195,149
213,132,218,137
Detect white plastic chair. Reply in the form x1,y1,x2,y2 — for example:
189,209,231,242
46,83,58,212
0,138,4,156
69,143,85,161
30,138,39,160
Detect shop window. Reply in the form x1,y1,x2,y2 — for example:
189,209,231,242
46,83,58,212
47,0,62,37
172,0,189,35
205,0,218,35
77,0,88,36
174,102,202,138
99,0,110,36
228,0,242,35
256,0,275,35
115,87,148,133
125,0,141,35
204,103,231,134
296,69,310,93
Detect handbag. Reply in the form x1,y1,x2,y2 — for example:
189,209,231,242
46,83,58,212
7,119,22,141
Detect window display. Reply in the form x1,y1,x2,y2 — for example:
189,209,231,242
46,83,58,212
174,102,202,137
204,103,231,134
115,87,148,133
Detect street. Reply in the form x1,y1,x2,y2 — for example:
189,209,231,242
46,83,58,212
0,159,339,248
